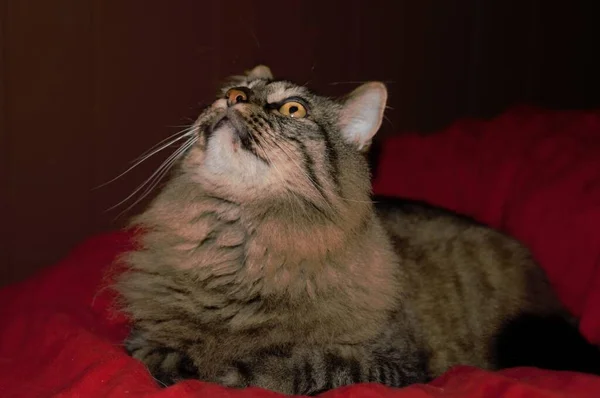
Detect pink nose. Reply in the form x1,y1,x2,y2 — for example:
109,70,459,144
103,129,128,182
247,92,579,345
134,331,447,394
226,88,249,107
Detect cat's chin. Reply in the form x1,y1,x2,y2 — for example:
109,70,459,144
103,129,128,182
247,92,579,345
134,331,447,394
193,125,273,193
211,120,245,152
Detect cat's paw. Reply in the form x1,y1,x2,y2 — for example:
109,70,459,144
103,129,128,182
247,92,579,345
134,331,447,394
214,356,296,394
214,361,253,389
125,330,199,387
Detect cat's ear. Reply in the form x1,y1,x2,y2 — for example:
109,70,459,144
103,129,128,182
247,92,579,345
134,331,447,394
246,65,273,81
339,82,387,151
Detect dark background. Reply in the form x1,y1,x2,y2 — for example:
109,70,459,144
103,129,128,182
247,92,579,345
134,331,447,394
1,0,599,286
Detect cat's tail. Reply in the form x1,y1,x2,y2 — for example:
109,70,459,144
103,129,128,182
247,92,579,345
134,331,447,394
493,313,600,375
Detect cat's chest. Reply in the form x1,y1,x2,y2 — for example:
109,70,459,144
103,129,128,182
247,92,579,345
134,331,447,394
190,289,386,347
182,264,393,348
178,218,341,298
164,211,397,342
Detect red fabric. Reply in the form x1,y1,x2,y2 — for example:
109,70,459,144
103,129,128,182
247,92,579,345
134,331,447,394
372,106,600,343
2,106,600,397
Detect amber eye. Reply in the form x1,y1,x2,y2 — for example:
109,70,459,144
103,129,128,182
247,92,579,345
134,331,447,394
226,88,248,106
278,101,307,118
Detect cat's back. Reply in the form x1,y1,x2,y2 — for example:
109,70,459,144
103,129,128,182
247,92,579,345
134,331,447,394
374,196,483,240
374,195,562,375
374,195,532,274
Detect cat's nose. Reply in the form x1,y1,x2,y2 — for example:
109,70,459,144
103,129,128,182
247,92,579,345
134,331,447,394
225,87,251,107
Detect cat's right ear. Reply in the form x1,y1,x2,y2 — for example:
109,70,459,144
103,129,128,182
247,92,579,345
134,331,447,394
246,65,273,80
339,82,387,152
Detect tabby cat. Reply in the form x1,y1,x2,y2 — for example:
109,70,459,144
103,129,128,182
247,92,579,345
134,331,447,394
116,65,600,395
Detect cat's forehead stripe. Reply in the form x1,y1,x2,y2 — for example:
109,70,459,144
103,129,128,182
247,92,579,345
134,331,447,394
248,79,268,89
266,82,309,104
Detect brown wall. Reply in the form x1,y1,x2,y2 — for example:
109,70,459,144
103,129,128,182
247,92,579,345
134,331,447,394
1,1,599,286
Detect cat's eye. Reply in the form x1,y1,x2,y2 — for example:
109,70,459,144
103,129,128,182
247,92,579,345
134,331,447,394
278,101,307,118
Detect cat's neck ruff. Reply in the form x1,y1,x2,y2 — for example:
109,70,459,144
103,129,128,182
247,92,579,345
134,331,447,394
133,177,397,304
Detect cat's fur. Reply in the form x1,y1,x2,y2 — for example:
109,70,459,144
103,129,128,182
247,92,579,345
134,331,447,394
116,65,600,395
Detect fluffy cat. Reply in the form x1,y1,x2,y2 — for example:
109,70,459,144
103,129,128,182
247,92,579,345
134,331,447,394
116,65,600,395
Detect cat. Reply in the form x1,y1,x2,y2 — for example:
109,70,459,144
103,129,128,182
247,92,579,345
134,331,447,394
115,65,600,395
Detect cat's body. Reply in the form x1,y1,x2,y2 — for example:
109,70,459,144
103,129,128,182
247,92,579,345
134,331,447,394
376,197,567,375
116,66,599,395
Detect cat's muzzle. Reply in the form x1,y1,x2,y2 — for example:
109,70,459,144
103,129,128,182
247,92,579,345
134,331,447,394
210,110,251,147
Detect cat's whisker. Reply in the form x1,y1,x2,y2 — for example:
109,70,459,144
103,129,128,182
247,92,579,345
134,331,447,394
106,158,177,214
112,149,195,220
246,128,269,164
166,123,196,128
382,114,394,128
339,198,374,204
264,133,338,217
107,136,197,215
250,131,302,220
250,130,307,221
98,132,193,190
328,80,396,86
115,163,175,218
265,143,307,220
263,131,373,209
132,125,198,164
94,126,197,190
122,137,197,211
129,130,195,167
249,28,261,49
150,375,169,388
272,138,338,209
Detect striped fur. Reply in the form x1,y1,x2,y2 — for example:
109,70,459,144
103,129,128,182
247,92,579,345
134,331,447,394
115,66,592,395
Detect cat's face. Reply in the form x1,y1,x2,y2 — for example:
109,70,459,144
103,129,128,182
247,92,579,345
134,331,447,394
184,65,387,209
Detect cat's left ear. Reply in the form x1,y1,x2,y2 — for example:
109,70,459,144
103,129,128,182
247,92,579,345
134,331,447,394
246,65,273,80
339,82,387,151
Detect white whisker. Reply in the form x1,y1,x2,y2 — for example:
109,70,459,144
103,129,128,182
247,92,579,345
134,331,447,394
263,130,337,216
249,131,303,221
263,130,372,208
328,80,396,86
132,125,198,164
131,141,196,205
383,114,394,128
94,125,198,190
106,136,197,216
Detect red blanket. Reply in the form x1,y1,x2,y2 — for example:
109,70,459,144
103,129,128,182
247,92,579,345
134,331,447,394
2,106,600,397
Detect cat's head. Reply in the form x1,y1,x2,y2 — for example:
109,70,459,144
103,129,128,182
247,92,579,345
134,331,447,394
183,65,387,213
